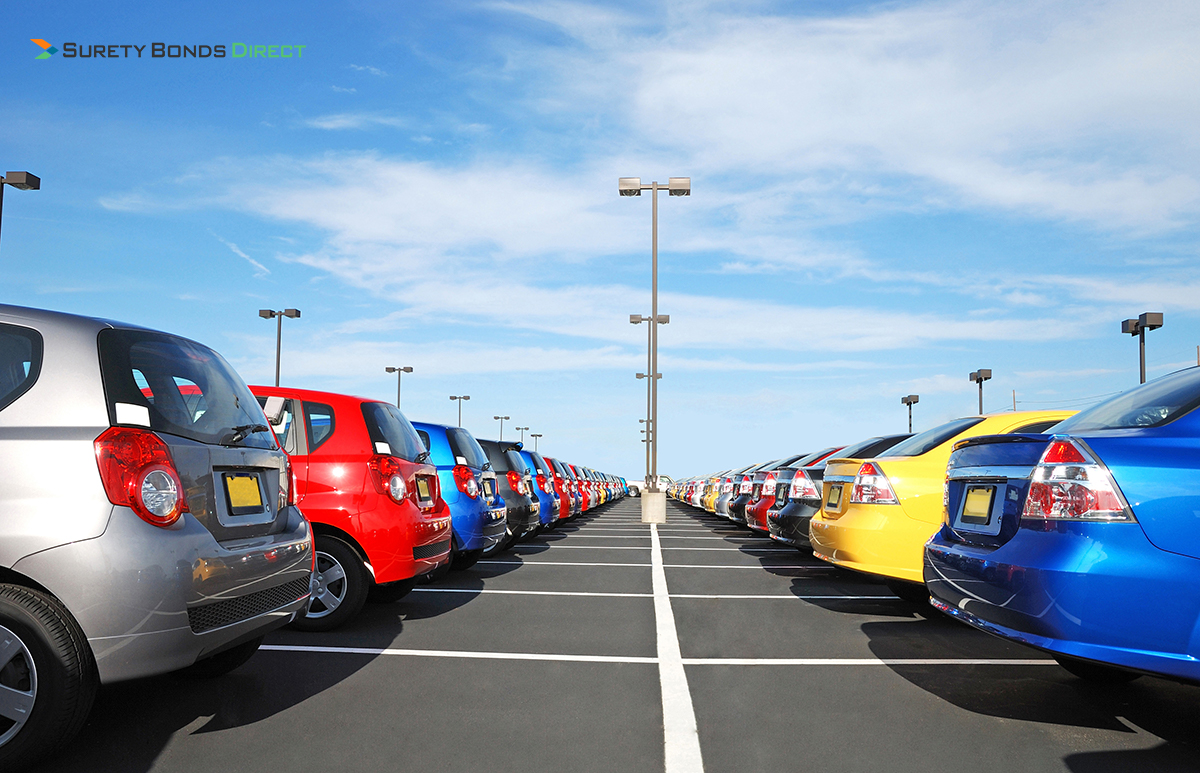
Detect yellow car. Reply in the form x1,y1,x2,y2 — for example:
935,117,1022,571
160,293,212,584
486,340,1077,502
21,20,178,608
810,410,1074,598
703,474,724,512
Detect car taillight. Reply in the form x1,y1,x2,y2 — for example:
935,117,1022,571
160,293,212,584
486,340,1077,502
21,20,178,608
739,477,752,494
367,455,409,503
1022,438,1133,522
94,427,189,528
789,470,820,499
453,465,480,498
850,462,899,504
280,458,297,507
506,470,526,495
762,474,777,498
537,473,549,493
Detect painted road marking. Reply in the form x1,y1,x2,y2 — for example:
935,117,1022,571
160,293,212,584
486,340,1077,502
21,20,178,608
478,560,832,569
411,588,898,600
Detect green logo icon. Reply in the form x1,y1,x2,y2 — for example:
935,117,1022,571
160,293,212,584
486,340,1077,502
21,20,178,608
32,39,58,58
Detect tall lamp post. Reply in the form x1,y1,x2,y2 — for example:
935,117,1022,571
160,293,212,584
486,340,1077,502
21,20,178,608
0,171,41,251
620,176,688,521
969,370,992,415
494,415,510,441
450,395,470,427
530,433,542,452
1121,312,1164,384
258,308,301,387
515,426,529,443
901,394,919,432
385,366,413,408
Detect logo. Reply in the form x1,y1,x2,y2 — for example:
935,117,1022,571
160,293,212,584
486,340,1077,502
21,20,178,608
31,38,58,58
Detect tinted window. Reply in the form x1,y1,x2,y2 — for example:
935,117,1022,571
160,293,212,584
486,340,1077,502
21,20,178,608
505,449,527,474
304,402,336,453
0,323,42,412
1053,368,1200,432
448,428,489,469
361,402,426,462
529,450,552,476
835,434,912,462
1011,419,1061,434
416,430,431,452
876,417,985,458
98,328,274,448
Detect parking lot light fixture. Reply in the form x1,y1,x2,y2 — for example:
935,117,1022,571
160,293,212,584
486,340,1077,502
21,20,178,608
515,426,529,443
901,394,919,432
621,176,688,500
450,395,470,427
0,171,41,253
494,415,510,441
258,308,301,387
530,432,542,452
385,366,414,408
1122,312,1164,384
969,370,992,415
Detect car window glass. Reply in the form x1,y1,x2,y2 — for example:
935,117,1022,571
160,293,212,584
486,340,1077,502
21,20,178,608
304,402,336,453
417,429,431,452
504,449,527,474
1052,368,1200,432
876,417,985,458
448,428,489,468
0,324,43,412
1011,419,1060,434
361,402,425,462
255,395,299,454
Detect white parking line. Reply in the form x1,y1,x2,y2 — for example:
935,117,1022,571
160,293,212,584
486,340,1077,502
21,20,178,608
260,646,1054,668
413,588,653,598
650,523,706,773
478,560,830,569
413,588,900,600
515,545,793,553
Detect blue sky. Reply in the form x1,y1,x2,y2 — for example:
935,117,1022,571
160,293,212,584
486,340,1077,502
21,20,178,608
5,0,1200,480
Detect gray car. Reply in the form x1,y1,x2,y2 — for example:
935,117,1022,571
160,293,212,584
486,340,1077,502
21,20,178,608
0,305,314,768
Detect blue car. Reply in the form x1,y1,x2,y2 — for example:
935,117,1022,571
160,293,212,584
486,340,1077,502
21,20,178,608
520,448,562,529
412,421,508,569
926,366,1200,683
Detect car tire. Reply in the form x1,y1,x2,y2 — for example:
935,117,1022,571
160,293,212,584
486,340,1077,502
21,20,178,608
174,636,264,679
368,578,417,603
519,525,544,543
1054,655,1142,684
290,536,369,632
450,549,484,571
885,580,930,604
483,523,516,556
0,584,98,770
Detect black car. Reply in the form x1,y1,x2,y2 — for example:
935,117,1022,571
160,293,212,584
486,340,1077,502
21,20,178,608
479,439,541,547
767,435,912,549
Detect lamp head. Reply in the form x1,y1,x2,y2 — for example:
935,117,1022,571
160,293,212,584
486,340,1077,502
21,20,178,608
259,309,276,319
667,177,691,196
1122,319,1139,335
283,308,301,318
619,177,642,196
3,172,40,190
1139,312,1163,331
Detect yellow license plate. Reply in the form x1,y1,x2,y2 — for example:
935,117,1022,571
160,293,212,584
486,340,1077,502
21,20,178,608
416,477,431,500
826,484,843,511
961,486,994,524
225,474,263,511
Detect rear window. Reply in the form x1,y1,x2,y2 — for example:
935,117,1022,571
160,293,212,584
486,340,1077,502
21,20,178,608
505,449,527,474
835,434,912,462
876,417,984,458
416,429,431,452
0,323,42,412
1053,368,1200,432
98,328,274,448
529,450,552,476
448,428,489,469
361,402,426,462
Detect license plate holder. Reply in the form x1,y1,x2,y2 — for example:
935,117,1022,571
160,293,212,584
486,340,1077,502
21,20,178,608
224,473,265,516
825,484,843,513
953,482,1005,536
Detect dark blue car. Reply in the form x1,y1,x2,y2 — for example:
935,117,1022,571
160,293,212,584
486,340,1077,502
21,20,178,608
926,366,1200,683
412,421,508,569
520,448,561,529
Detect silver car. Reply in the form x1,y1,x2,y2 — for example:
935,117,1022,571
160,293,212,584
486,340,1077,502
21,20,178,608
0,305,313,768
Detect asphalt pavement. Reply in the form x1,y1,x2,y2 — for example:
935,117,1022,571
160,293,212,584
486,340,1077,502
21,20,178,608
35,499,1200,772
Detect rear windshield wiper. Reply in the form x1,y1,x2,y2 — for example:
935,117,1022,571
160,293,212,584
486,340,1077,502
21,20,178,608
416,450,431,463
482,462,493,471
223,424,269,445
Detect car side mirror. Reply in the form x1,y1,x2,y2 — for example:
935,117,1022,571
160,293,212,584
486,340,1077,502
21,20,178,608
262,395,287,425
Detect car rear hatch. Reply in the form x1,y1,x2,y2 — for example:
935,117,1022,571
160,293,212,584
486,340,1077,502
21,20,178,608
943,434,1051,548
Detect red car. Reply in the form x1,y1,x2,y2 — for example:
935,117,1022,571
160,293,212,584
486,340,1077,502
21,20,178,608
251,386,452,630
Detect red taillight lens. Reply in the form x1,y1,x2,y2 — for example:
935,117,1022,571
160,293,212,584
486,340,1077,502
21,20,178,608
850,462,899,505
506,470,527,495
789,470,820,499
367,455,408,503
1022,438,1132,522
453,465,480,498
280,458,297,508
94,427,189,528
761,474,777,499
537,473,548,493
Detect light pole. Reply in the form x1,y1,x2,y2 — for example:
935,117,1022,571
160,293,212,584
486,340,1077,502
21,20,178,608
1121,312,1164,384
638,417,651,483
0,172,41,252
258,308,301,387
969,370,992,415
385,366,413,408
515,426,529,443
901,394,919,432
530,432,542,452
450,395,470,427
494,415,510,441
621,176,688,500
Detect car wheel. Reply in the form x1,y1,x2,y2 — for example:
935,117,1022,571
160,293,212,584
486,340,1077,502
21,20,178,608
519,525,544,543
174,636,264,679
450,549,484,571
885,580,930,604
1054,655,1142,684
290,536,368,632
368,578,417,603
0,584,97,770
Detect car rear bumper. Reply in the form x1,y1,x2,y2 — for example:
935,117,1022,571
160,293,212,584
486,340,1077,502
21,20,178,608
767,501,818,547
15,504,313,683
925,522,1200,682
809,504,933,583
449,495,508,551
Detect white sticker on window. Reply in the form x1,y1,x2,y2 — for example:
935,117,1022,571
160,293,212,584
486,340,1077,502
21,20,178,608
455,456,467,465
115,402,151,427
375,441,392,455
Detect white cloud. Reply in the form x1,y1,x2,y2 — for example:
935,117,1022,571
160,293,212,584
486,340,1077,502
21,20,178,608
349,64,388,76
303,113,408,129
210,231,271,277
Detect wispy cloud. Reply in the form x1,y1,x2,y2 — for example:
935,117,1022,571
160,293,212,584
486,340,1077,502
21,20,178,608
210,230,270,277
349,64,388,77
303,113,408,130
331,85,357,93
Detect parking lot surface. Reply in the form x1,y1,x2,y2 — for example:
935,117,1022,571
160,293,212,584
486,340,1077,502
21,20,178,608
37,500,1200,772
